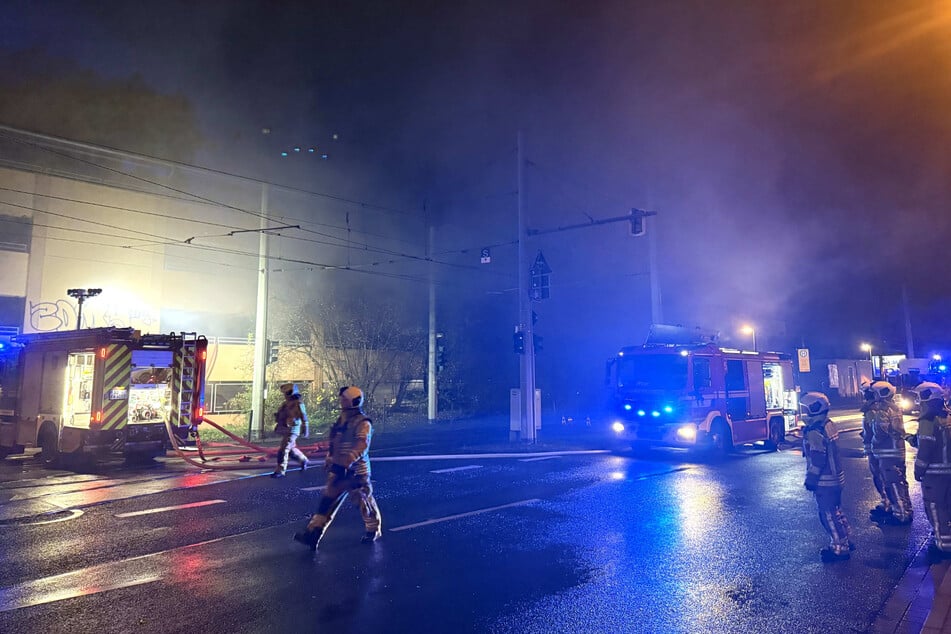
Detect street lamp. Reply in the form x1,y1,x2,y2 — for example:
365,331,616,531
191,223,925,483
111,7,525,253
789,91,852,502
861,342,874,378
740,325,756,351
66,288,102,330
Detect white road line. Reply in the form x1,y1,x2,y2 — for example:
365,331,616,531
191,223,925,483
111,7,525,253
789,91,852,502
373,449,607,462
0,574,162,613
115,499,226,518
429,465,483,474
389,498,541,532
300,486,325,492
519,456,561,462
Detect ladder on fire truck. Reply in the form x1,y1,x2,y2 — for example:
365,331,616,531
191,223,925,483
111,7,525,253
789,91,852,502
176,332,200,430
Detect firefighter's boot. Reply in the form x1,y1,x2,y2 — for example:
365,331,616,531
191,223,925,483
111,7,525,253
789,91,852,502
820,546,850,562
293,526,324,551
361,530,381,544
869,504,890,522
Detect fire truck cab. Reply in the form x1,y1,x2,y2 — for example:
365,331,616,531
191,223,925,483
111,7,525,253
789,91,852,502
605,336,798,454
0,327,207,465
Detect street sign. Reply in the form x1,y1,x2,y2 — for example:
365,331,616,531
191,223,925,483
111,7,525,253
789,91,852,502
797,348,811,373
480,248,491,264
530,251,551,275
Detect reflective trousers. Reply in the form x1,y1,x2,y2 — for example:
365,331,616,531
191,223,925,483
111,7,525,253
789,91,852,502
922,475,951,552
879,459,913,522
815,487,851,554
867,454,890,512
276,433,307,474
306,471,382,535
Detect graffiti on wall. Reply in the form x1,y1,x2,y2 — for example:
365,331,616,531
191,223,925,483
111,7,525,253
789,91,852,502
29,298,159,333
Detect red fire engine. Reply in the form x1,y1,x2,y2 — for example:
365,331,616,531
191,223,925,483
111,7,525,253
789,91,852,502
605,327,797,454
0,327,206,465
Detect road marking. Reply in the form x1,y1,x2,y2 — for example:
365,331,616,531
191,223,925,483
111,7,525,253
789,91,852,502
519,456,561,462
389,498,541,532
300,486,325,492
0,573,161,613
374,449,607,462
115,499,226,518
430,465,483,474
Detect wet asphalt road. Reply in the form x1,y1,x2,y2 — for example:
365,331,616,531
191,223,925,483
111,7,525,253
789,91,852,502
0,419,932,634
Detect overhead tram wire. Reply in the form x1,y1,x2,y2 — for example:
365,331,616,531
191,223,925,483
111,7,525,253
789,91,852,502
0,129,514,280
0,124,422,218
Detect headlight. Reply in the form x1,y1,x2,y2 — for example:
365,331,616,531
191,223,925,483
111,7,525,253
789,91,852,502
676,425,697,441
899,397,911,410
611,421,625,433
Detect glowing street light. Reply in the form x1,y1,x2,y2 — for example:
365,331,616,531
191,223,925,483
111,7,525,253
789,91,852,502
860,342,873,360
66,288,102,330
740,324,756,351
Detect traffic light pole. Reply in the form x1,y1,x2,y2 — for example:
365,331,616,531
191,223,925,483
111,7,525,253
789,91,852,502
516,132,538,442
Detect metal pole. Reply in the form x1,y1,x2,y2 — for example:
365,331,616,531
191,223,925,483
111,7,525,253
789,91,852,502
517,132,537,442
75,297,83,330
648,214,663,325
902,284,915,358
428,225,437,422
251,184,270,440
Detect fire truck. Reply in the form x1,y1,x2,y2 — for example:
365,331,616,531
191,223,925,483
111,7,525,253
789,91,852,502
605,327,798,454
0,327,207,465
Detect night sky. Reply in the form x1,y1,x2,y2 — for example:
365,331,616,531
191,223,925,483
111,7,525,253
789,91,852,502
3,1,950,386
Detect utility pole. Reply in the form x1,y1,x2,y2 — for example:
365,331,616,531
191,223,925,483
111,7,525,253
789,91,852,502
648,216,663,325
516,131,537,442
902,283,915,358
428,224,438,422
251,184,269,440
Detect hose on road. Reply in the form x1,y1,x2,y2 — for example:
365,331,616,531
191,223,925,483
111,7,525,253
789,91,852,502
163,416,327,471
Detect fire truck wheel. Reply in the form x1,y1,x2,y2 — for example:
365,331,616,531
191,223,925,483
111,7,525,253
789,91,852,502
39,428,60,467
764,417,785,451
709,420,733,456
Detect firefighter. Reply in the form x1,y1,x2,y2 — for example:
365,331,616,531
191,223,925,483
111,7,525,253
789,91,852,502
914,382,951,554
271,383,310,478
866,381,913,524
801,392,853,561
294,386,382,550
861,385,891,520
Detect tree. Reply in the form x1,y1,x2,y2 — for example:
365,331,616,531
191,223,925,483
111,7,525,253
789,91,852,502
0,49,202,161
276,297,427,411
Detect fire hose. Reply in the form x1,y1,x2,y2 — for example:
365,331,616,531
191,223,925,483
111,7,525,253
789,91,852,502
163,416,327,471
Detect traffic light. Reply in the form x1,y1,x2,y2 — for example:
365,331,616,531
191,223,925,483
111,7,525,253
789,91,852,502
533,334,543,353
435,333,446,373
513,330,525,354
629,208,646,236
267,339,279,365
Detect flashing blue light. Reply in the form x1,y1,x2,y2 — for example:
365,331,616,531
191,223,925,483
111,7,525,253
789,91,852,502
0,342,5,350
623,403,632,411
308,147,315,153
663,405,673,413
280,151,288,157
637,409,646,417
293,147,301,152
651,410,661,417
321,153,329,159
941,365,948,372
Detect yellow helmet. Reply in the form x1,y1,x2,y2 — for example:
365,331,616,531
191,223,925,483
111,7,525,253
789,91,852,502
870,381,896,401
339,386,364,408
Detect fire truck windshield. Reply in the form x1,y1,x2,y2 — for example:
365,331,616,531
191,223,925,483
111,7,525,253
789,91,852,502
617,354,688,391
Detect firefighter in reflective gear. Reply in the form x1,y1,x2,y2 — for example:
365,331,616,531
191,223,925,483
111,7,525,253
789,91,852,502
801,392,853,561
294,386,382,550
866,381,913,524
861,385,890,520
914,382,951,553
271,383,310,478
